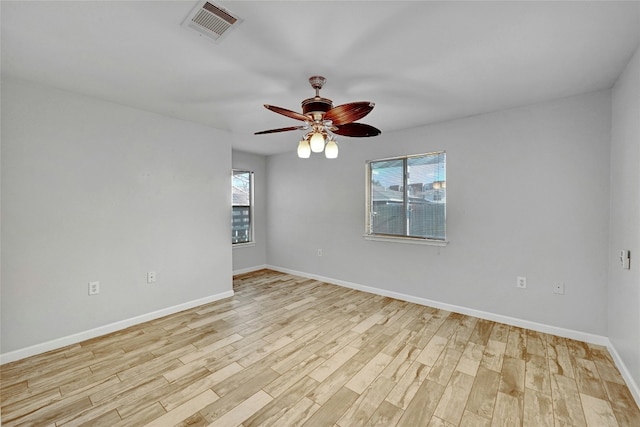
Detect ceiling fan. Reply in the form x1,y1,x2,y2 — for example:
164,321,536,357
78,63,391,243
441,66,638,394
255,76,381,158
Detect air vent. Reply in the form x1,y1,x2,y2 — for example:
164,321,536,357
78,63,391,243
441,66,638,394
181,1,242,43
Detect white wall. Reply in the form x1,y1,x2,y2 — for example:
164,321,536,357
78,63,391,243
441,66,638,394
609,45,640,394
1,77,233,356
232,150,267,273
267,90,612,337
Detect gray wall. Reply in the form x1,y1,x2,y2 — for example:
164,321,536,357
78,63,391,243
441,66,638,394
232,149,267,272
1,78,233,354
1,57,638,399
267,90,612,336
609,46,640,391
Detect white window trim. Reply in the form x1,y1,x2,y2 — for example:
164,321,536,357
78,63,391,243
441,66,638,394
363,234,448,246
232,242,256,248
232,169,255,245
364,151,447,245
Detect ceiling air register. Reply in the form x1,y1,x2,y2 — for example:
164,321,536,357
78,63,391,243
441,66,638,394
181,1,242,42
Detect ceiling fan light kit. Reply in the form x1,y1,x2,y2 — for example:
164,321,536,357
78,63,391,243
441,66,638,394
324,138,339,159
297,139,311,158
309,132,326,153
255,76,381,159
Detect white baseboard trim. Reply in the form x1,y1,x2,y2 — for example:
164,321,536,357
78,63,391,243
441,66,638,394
267,265,609,345
4,266,639,409
267,265,640,407
606,340,640,408
233,264,269,276
0,290,234,365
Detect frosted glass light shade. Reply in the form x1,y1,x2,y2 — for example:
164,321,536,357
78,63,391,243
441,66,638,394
297,139,311,158
310,132,325,153
325,139,338,158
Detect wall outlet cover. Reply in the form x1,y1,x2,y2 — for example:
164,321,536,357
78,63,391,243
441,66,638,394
554,281,565,295
517,276,527,289
88,281,100,295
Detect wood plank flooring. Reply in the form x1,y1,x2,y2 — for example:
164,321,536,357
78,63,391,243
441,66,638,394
2,269,639,426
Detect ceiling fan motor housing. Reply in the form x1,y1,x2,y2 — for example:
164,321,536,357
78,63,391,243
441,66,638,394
301,97,333,118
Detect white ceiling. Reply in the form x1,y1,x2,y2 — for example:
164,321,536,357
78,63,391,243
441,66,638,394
2,1,639,155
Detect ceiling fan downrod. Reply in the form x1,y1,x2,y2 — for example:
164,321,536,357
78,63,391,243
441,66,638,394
308,75,326,97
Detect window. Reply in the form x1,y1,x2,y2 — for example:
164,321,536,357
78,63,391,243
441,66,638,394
366,151,446,243
232,170,253,244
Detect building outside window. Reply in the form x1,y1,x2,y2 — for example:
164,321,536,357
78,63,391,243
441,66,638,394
232,170,253,244
366,151,446,242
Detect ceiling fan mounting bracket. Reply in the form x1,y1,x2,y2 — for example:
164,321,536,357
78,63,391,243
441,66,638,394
309,75,328,98
308,76,326,90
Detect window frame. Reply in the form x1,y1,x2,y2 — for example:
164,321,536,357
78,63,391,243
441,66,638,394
232,169,255,247
364,151,447,246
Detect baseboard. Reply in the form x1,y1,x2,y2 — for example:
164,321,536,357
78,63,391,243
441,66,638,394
267,264,640,407
267,265,608,344
606,340,640,408
233,264,269,276
4,267,639,409
0,290,234,365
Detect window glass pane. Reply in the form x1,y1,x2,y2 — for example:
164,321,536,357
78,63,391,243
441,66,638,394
367,152,446,242
232,171,251,206
407,153,446,239
232,206,251,243
370,159,405,236
232,170,252,244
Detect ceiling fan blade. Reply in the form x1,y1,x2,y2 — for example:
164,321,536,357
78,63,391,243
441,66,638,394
333,123,381,137
254,126,307,135
264,104,310,122
324,102,375,125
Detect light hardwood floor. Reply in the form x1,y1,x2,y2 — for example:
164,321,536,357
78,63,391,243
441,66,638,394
2,269,639,426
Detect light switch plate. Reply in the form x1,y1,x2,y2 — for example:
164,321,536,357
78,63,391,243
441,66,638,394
621,250,631,270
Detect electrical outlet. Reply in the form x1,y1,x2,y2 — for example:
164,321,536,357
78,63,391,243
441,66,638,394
88,281,100,295
147,271,156,283
317,249,323,257
517,276,527,289
554,281,565,295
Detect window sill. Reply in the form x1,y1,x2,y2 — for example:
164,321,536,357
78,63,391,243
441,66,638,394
232,242,255,248
363,234,448,247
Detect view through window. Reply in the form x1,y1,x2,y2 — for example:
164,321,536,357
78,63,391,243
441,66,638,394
232,170,253,244
367,152,446,241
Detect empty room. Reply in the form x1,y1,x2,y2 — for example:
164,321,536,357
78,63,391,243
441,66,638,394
1,1,639,426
